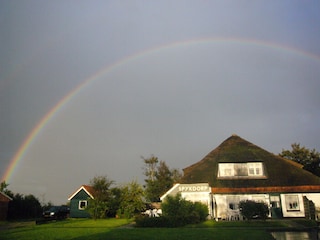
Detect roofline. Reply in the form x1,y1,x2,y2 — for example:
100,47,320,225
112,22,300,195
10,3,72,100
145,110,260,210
68,185,94,200
211,185,320,194
160,183,180,201
0,191,13,201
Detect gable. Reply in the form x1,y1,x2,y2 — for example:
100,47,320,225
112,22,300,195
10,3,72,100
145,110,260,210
68,185,94,200
0,192,12,202
73,189,91,200
181,135,320,189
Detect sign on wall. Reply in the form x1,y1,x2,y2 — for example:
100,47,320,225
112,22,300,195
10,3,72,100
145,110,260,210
178,184,210,192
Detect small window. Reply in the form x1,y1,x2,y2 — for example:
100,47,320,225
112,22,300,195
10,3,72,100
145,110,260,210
285,195,300,211
248,168,255,175
247,163,263,176
229,203,239,210
79,200,87,210
270,196,280,208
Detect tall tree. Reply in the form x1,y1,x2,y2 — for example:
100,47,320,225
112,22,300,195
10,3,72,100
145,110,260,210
107,187,122,217
86,176,114,219
155,161,174,197
142,155,158,182
280,143,320,177
142,155,183,202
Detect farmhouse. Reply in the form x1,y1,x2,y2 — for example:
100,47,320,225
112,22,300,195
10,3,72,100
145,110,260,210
0,191,12,220
161,135,320,220
68,185,94,218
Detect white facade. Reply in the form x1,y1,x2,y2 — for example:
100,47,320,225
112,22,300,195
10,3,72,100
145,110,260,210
161,183,320,220
213,194,270,220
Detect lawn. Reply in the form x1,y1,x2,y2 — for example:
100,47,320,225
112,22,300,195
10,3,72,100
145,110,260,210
0,218,289,240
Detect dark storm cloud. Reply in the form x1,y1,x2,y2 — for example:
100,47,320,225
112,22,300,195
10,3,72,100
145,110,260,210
1,0,319,204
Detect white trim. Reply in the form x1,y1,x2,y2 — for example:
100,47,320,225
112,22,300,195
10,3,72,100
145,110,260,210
160,183,180,201
160,183,210,201
78,200,88,210
68,186,94,200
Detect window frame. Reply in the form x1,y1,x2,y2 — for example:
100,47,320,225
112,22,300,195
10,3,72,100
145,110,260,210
285,195,300,212
78,200,88,210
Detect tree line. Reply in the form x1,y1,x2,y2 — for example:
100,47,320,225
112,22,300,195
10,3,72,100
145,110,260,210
86,155,182,219
0,181,50,220
279,143,320,177
0,155,182,220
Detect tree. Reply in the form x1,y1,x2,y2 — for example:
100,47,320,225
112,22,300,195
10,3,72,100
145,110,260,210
117,180,145,218
142,155,183,202
0,182,43,219
0,181,13,197
171,168,183,183
7,193,42,219
0,181,9,192
155,161,175,198
86,176,114,219
142,155,158,182
107,187,122,218
280,143,320,177
239,200,269,220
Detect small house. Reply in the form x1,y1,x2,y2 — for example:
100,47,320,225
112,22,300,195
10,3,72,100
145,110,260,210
68,185,94,218
0,191,12,220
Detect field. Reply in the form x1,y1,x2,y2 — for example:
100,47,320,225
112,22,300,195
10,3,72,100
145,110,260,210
0,218,306,240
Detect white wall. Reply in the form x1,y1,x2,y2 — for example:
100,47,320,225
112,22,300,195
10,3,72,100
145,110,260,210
302,193,320,209
213,194,270,219
181,192,212,216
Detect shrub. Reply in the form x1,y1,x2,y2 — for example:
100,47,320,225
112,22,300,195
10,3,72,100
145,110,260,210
193,201,209,222
136,194,209,227
239,200,269,220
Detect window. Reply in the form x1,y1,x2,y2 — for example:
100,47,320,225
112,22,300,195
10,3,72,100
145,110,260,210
229,203,239,210
285,195,300,211
247,163,263,176
218,163,234,177
78,200,87,210
270,196,280,208
227,196,240,210
218,162,265,178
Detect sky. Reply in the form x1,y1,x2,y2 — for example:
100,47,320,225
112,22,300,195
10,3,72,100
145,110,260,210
1,0,320,205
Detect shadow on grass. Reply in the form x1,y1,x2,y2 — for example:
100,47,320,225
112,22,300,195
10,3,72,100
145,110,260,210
71,227,275,240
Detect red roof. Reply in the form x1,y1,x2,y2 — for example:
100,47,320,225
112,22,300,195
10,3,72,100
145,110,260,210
0,191,12,202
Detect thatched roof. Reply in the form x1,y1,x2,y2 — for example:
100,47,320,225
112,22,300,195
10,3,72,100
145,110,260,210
181,135,320,192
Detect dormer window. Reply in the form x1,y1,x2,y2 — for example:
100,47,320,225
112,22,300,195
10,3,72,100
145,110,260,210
218,162,266,179
247,162,263,176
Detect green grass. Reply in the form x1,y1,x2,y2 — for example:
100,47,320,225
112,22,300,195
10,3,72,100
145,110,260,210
0,218,294,240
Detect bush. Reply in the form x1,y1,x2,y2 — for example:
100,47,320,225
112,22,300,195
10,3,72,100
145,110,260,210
239,200,269,220
193,202,209,222
136,194,209,227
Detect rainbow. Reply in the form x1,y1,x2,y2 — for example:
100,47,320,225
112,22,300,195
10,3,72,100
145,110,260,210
2,37,320,182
